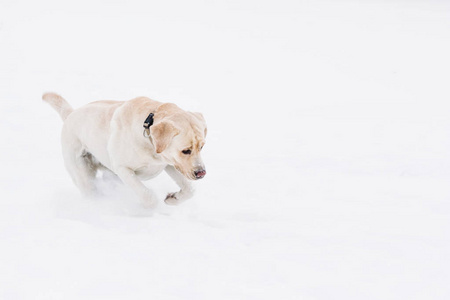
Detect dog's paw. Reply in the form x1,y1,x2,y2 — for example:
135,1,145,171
164,193,180,206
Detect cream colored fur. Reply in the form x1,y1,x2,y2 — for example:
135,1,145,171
43,93,207,207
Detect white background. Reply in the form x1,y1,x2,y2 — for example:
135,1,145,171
1,0,449,299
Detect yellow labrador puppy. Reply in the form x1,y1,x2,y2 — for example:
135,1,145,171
43,93,207,207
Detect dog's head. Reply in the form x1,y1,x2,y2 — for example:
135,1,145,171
150,109,207,180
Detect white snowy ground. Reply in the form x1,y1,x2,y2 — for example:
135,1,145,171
1,0,450,299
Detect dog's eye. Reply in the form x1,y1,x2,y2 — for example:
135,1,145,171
182,149,192,155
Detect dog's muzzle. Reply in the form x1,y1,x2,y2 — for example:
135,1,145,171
194,169,206,179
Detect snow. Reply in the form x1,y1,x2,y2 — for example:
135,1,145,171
1,0,450,299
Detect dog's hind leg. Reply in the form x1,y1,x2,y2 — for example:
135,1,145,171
61,134,97,196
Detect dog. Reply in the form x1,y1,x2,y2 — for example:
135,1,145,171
43,93,207,207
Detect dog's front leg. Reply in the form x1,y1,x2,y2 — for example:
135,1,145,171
164,165,194,205
115,167,156,208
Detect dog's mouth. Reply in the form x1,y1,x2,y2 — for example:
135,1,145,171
194,169,206,180
175,166,206,181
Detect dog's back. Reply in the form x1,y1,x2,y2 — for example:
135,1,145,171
43,93,125,171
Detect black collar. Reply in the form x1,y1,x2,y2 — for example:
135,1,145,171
143,113,154,138
143,113,154,129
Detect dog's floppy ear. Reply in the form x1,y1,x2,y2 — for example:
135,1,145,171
150,121,179,153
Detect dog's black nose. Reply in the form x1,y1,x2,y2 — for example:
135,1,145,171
194,169,206,179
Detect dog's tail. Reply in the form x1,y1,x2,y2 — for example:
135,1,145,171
42,92,74,121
